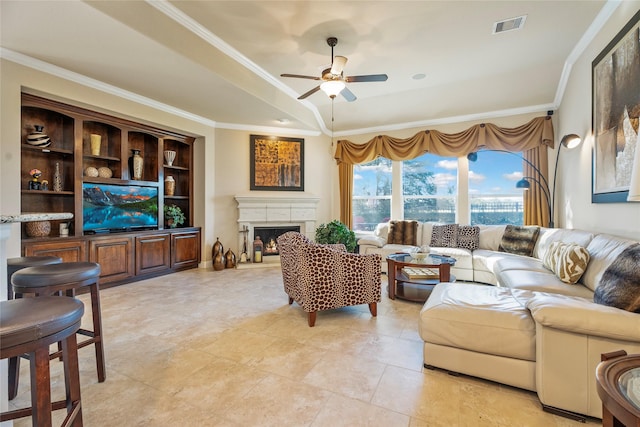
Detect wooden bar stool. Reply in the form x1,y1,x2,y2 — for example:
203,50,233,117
7,256,63,299
11,262,105,395
6,255,63,400
0,296,84,427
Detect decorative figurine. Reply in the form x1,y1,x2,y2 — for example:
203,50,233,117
28,168,42,190
40,179,49,191
253,236,264,263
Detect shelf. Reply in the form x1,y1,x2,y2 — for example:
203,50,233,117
22,144,74,155
83,177,160,187
83,154,121,162
163,165,189,171
164,195,189,200
22,190,74,196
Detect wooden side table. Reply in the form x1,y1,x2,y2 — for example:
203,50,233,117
596,350,640,427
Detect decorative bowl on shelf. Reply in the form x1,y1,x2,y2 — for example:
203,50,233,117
97,167,113,178
163,150,176,166
25,220,51,238
84,166,99,177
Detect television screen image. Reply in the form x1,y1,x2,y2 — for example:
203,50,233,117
82,183,158,232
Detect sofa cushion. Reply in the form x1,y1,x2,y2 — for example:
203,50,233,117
542,241,590,284
419,283,536,361
498,225,540,257
496,269,595,298
583,234,636,292
457,225,480,250
431,224,459,248
478,225,507,251
593,243,640,313
533,227,595,260
388,220,419,245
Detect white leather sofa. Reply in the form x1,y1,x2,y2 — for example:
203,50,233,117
358,221,640,419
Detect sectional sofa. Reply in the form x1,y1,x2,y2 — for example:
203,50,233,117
357,221,640,419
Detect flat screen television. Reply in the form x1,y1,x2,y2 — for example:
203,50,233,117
82,183,158,233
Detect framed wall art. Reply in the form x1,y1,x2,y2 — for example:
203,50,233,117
592,9,640,203
250,134,304,191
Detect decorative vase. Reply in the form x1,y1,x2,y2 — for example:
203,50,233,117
90,134,102,156
26,125,51,148
212,237,225,271
224,249,236,268
25,220,51,238
164,175,175,196
98,167,113,178
53,162,63,192
131,149,143,180
163,150,177,166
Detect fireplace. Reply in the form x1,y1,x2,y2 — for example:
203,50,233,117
254,226,300,256
235,194,319,266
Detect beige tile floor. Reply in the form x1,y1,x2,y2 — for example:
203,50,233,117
9,266,601,426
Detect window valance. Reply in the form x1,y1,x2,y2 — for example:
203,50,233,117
334,116,554,164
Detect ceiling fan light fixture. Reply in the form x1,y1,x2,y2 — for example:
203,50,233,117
320,80,345,98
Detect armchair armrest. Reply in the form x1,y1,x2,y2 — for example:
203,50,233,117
526,293,640,341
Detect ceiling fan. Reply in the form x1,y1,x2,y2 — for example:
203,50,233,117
281,37,388,102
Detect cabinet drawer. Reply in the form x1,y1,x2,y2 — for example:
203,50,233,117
23,239,87,262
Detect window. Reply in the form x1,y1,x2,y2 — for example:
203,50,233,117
352,157,392,231
403,153,457,223
468,151,524,225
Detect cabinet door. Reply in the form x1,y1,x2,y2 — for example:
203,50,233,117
171,231,200,269
23,239,87,262
135,233,170,275
89,236,134,283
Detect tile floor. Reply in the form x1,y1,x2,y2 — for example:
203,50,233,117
9,266,601,426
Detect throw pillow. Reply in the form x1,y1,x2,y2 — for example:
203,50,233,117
542,241,590,284
498,225,540,257
387,220,418,246
594,243,640,313
430,224,459,248
457,225,480,250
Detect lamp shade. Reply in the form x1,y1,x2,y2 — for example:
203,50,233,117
560,134,582,149
627,130,640,202
320,80,345,98
516,178,530,189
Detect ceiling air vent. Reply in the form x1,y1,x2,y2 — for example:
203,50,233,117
492,15,527,34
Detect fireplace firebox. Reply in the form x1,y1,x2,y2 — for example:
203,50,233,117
254,226,300,256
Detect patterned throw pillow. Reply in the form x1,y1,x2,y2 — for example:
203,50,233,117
387,220,418,245
542,241,590,284
430,224,459,248
457,225,480,250
594,243,640,313
498,225,540,257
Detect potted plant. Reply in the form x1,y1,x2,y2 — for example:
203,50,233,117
315,220,357,252
164,204,185,228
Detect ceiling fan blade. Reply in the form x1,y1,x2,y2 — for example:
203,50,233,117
341,86,357,102
330,56,348,75
281,73,321,80
345,74,388,83
298,85,321,100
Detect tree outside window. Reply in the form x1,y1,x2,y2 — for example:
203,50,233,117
352,157,392,231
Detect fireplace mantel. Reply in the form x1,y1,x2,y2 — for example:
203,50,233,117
235,194,320,262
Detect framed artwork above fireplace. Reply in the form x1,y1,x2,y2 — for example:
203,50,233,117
250,134,304,191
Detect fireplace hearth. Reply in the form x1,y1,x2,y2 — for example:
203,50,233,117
254,226,300,256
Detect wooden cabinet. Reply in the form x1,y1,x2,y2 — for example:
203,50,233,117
171,231,200,269
89,236,134,284
20,93,196,239
22,228,200,287
20,93,200,285
135,233,171,275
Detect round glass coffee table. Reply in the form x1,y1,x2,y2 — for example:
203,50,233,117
596,351,640,427
386,253,456,302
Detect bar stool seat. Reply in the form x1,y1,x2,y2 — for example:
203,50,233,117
7,256,62,299
11,262,105,397
0,297,84,426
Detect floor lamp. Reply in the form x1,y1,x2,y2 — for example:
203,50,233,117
467,150,553,227
552,134,582,225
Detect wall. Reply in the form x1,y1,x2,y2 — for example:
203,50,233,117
557,2,640,240
212,128,336,259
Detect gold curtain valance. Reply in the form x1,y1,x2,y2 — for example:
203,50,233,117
334,116,554,164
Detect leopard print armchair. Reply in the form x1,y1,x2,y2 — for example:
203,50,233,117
277,231,382,326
